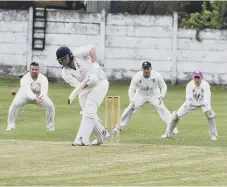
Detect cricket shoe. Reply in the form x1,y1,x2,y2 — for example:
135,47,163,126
112,127,122,133
161,133,168,139
6,127,14,131
210,136,217,141
47,127,55,131
173,128,179,134
161,127,178,138
92,130,111,145
161,132,174,139
72,140,88,146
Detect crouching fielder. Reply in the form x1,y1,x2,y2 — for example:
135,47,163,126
56,45,110,146
114,61,178,136
6,62,55,131
163,71,218,140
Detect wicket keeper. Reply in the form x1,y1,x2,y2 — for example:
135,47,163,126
162,71,218,140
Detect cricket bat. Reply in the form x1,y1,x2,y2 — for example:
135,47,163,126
68,77,89,105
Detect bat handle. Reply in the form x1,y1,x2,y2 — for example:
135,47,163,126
68,99,71,105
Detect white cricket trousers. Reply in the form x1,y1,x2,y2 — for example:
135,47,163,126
176,101,211,119
74,79,109,145
120,94,171,130
7,88,55,130
170,101,218,138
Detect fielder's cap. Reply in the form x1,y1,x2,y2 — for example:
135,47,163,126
192,71,203,78
56,46,71,60
142,61,151,68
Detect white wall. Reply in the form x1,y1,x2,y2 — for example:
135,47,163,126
177,29,227,84
0,9,29,76
0,8,227,84
32,9,104,79
105,14,173,81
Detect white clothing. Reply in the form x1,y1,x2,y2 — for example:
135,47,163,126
7,72,55,130
119,70,172,131
128,70,167,102
186,79,211,106
74,80,109,145
165,79,217,139
119,95,172,130
62,45,106,88
20,72,49,100
177,79,212,118
61,45,109,145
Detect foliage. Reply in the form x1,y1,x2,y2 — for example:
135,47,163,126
180,1,227,41
110,1,204,15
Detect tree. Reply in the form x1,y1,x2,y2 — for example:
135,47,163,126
180,1,227,41
109,1,204,15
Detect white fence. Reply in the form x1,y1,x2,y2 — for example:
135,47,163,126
0,7,227,84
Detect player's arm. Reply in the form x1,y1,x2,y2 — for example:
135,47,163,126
186,82,194,104
39,76,48,97
62,70,81,88
74,45,99,70
20,75,37,100
74,45,96,62
202,83,211,105
157,75,167,98
128,76,138,103
76,45,104,84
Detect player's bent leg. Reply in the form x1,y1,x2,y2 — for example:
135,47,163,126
6,91,29,131
40,96,55,131
73,113,96,146
149,97,178,137
153,103,171,125
74,115,109,146
152,102,178,133
204,109,218,140
90,81,110,145
73,79,109,146
161,111,179,138
162,102,196,138
92,117,110,145
116,96,146,131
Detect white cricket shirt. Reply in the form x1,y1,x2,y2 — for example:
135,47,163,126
128,70,167,101
20,72,48,100
61,45,106,88
186,79,211,105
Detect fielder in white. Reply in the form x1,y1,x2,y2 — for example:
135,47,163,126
162,71,218,140
56,45,110,146
6,62,55,131
113,61,178,136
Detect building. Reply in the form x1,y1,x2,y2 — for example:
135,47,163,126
0,1,111,13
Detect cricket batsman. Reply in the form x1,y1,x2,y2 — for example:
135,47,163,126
56,45,110,146
162,71,218,140
113,61,178,136
6,62,55,131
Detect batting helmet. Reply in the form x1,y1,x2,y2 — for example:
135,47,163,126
56,46,74,65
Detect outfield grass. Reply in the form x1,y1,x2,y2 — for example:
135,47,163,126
0,78,227,185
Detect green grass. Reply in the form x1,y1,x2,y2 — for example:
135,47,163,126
0,78,227,185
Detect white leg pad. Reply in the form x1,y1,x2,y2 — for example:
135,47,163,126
205,110,218,137
74,114,95,145
165,111,178,137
